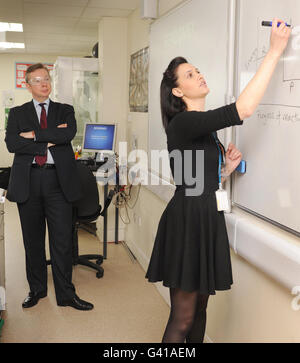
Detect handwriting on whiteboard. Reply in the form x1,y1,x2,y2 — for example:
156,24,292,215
257,109,300,125
291,26,300,50
245,25,300,71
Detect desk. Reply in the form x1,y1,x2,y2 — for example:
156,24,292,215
78,158,120,259
93,170,120,260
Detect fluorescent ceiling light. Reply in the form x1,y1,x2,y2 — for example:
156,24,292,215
0,22,23,32
0,42,25,49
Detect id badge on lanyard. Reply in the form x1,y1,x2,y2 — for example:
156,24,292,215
212,133,229,212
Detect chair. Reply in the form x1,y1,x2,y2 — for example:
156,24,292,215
0,167,11,190
72,161,114,278
46,162,114,278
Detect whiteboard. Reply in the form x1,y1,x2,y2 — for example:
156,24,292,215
148,0,231,182
233,0,300,234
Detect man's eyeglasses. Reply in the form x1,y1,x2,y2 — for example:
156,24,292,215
28,77,51,85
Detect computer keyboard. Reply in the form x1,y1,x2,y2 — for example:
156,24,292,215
77,159,109,172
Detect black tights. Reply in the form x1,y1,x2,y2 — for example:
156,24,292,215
162,288,209,343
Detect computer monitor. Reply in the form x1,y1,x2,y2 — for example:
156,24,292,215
82,123,116,160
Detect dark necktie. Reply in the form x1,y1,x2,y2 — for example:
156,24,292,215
35,103,47,166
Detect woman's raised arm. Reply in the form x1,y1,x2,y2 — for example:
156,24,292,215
236,18,291,120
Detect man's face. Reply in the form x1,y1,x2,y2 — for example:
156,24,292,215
26,68,52,100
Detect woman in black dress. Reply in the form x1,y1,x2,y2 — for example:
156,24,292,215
146,19,291,343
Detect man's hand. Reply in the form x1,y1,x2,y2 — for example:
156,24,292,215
19,131,35,139
47,125,66,147
19,124,66,144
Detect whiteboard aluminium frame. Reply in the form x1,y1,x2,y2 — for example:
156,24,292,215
146,0,237,203
224,0,238,213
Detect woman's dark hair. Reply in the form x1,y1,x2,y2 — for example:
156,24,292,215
161,57,188,131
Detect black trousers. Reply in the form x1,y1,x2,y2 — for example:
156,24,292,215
17,167,75,304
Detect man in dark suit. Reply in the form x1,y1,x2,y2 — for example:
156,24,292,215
5,63,93,310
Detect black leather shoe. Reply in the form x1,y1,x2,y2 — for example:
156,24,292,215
57,295,94,311
22,291,47,308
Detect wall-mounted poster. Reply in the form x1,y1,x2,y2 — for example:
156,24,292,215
15,62,54,89
129,47,149,112
1,91,14,130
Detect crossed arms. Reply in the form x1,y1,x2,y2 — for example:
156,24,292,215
5,106,77,156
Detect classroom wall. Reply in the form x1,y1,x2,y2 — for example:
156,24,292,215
124,0,300,342
96,17,129,243
125,4,182,303
98,17,128,152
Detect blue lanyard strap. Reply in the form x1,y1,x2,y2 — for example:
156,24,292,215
212,132,223,186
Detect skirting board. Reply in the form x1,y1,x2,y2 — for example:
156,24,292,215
96,220,125,243
125,239,170,304
225,211,300,291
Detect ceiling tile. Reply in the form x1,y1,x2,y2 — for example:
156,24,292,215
64,43,92,52
71,29,98,38
0,0,139,55
26,38,66,47
88,0,139,10
67,40,95,47
23,15,79,27
0,0,23,8
74,19,98,32
0,7,23,19
5,31,25,42
0,15,23,23
23,24,75,35
0,48,26,53
24,46,63,54
82,7,131,19
66,34,97,42
75,18,99,26
25,44,64,50
24,32,69,41
24,3,84,17
23,0,89,6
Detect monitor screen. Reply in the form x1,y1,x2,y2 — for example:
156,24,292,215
82,123,116,152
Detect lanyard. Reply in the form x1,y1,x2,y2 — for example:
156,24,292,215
212,132,224,188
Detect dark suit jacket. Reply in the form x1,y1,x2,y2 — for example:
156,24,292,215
5,100,82,203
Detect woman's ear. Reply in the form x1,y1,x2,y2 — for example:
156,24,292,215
172,87,183,98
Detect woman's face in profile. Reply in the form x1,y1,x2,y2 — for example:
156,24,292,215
172,63,210,101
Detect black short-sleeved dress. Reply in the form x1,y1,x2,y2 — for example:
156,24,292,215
145,103,243,294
